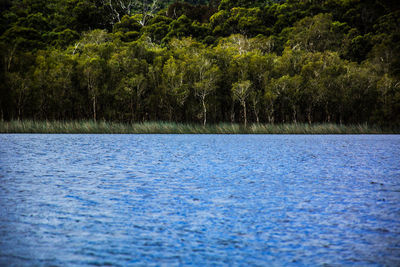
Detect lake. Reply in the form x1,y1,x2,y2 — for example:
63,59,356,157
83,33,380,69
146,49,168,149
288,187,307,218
0,134,399,266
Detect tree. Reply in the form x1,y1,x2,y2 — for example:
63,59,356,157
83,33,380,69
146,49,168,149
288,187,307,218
337,63,378,124
248,52,275,123
376,74,400,125
113,72,146,122
270,75,302,123
168,38,220,124
142,15,173,44
112,15,142,42
277,46,305,77
64,0,109,31
163,15,210,43
232,80,252,127
192,53,220,125
249,90,261,124
166,2,216,23
264,82,278,123
102,0,160,26
80,56,102,122
8,72,30,120
300,51,326,124
287,13,349,53
218,0,266,11
163,57,189,119
1,26,44,52
33,49,76,120
75,30,112,121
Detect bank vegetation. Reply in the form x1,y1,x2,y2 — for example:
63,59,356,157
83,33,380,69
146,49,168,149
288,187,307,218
1,0,399,127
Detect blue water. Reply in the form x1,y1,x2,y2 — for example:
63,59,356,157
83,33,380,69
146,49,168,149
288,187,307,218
0,134,400,266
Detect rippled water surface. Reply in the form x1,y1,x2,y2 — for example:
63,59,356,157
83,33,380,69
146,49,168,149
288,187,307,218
1,134,400,266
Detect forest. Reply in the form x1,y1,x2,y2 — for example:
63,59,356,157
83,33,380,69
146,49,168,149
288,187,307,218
0,0,399,127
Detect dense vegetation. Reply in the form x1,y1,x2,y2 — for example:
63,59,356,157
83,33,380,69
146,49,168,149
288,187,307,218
0,120,390,134
1,0,399,127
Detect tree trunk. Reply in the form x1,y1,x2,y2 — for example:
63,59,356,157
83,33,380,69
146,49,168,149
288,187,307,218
130,95,134,122
136,87,141,122
252,100,259,124
17,90,24,121
254,106,259,124
268,114,274,124
7,44,17,72
18,107,21,121
325,103,330,122
292,105,297,124
202,96,207,126
267,104,274,124
307,106,312,124
242,101,247,127
93,96,97,122
230,102,235,123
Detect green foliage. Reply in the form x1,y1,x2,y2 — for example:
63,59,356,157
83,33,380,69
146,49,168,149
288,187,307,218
288,13,349,53
167,2,216,22
1,0,399,127
218,0,268,11
232,80,252,126
1,26,44,51
142,15,173,43
48,29,80,48
113,15,142,42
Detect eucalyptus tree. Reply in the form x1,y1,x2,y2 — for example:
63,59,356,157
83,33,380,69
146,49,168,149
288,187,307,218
102,0,160,26
216,34,252,55
8,72,30,120
112,15,142,42
169,37,220,125
213,36,241,122
215,34,269,124
109,37,160,121
287,13,349,53
229,52,254,125
192,52,220,125
249,90,261,124
376,74,400,125
218,0,267,10
300,51,326,124
33,49,76,120
318,52,346,122
248,52,276,123
75,30,113,122
79,56,102,122
162,57,189,120
336,63,378,124
232,80,252,127
264,82,278,123
269,75,302,123
116,74,146,121
277,46,305,77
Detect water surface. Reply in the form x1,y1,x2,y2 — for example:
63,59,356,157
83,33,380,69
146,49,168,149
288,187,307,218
0,134,400,266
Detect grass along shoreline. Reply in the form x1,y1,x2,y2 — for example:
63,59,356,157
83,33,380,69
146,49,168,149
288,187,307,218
0,120,396,134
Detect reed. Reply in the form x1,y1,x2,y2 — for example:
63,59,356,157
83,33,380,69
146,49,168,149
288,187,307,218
0,120,395,134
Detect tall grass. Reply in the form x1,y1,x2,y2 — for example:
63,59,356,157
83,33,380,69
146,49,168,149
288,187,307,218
0,120,394,134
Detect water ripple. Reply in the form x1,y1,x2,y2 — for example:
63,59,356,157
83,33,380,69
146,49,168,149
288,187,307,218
0,134,400,266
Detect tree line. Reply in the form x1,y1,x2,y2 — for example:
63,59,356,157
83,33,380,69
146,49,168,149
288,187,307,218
1,0,399,126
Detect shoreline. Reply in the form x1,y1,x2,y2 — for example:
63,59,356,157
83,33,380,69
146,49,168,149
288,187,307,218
0,121,397,134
